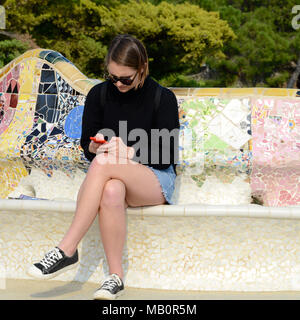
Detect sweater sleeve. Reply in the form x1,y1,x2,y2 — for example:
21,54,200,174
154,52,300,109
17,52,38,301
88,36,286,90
149,87,180,170
80,84,103,162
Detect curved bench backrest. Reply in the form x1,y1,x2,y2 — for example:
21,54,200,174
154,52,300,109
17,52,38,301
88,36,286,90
0,50,299,206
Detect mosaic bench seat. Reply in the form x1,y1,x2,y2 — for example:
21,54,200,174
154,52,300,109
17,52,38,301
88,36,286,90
0,49,300,291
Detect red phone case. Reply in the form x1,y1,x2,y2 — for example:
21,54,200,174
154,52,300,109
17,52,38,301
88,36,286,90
90,137,107,144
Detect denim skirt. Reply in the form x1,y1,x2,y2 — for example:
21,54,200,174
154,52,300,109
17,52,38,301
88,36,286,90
146,165,176,205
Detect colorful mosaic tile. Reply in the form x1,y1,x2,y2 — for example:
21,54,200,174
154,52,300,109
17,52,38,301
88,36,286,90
0,49,299,206
251,98,300,206
0,159,28,198
177,97,252,190
0,49,99,197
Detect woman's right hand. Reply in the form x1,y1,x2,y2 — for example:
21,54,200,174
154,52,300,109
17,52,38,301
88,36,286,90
88,132,105,154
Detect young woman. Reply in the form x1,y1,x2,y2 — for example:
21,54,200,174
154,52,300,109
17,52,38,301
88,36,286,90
28,34,179,300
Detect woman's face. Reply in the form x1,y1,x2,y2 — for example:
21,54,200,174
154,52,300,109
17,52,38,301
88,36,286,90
107,61,141,93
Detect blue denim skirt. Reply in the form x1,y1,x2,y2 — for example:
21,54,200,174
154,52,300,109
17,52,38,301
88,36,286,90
146,165,176,205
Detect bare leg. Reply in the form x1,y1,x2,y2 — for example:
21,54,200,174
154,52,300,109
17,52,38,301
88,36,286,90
57,163,110,256
58,154,165,262
98,179,128,279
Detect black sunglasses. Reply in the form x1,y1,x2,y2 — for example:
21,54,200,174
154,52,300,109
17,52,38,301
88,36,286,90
105,71,138,86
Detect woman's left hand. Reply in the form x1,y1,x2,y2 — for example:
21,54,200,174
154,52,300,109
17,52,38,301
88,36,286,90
96,136,134,161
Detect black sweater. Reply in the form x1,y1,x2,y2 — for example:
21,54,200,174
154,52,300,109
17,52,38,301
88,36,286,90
80,76,180,172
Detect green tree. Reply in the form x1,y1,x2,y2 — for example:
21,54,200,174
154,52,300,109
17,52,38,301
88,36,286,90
0,38,29,68
3,0,235,81
215,5,295,87
149,0,299,87
5,0,296,87
90,0,128,6
4,0,108,77
99,0,235,79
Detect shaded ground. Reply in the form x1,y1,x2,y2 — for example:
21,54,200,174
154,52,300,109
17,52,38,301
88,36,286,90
1,279,300,300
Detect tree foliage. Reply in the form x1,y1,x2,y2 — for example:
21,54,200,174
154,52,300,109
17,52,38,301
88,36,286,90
209,11,292,87
215,2,296,87
2,0,299,87
4,0,108,77
3,0,235,81
149,0,298,87
0,38,29,68
99,0,235,78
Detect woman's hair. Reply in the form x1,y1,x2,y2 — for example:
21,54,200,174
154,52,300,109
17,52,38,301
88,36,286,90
105,34,149,89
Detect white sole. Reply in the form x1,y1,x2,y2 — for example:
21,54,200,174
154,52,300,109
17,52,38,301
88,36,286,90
93,289,125,300
27,261,79,280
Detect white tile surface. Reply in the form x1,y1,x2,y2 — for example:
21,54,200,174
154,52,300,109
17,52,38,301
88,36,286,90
2,209,300,291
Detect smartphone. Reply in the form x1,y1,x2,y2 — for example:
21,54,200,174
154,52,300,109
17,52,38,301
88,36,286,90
90,137,107,144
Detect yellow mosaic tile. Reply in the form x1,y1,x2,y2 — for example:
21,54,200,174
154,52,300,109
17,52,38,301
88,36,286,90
171,87,299,98
0,94,35,158
0,160,28,198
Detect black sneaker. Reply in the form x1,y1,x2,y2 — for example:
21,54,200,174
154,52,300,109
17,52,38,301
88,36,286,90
27,247,79,280
93,273,124,300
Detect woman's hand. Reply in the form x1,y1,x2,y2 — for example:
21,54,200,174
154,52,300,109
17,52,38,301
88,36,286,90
96,136,135,161
89,132,105,154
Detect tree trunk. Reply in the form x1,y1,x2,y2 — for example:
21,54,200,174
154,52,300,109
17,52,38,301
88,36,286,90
287,54,300,88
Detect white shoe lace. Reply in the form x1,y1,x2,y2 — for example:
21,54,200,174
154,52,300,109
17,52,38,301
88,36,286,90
100,274,122,291
39,248,63,269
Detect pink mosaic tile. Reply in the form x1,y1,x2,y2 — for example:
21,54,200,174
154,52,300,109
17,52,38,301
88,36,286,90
251,98,300,206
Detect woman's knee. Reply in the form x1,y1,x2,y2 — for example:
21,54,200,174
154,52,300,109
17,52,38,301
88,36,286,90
100,179,126,209
93,153,118,167
89,154,112,176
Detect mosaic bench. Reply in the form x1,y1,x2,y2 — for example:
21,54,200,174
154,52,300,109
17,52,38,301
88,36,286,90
0,49,300,291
